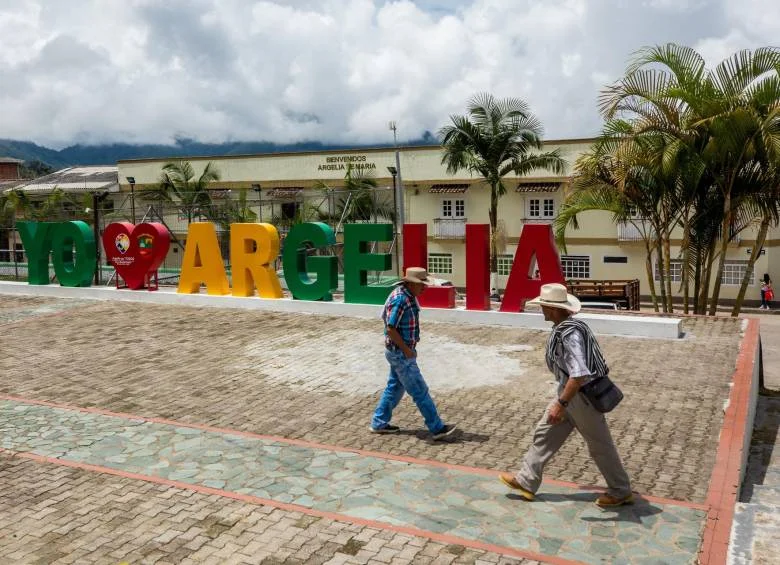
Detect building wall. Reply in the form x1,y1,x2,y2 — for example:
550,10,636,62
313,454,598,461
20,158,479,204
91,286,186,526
0,163,21,180
116,140,778,303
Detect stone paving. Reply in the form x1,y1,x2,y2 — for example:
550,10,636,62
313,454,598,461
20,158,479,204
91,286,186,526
0,293,746,563
1,398,706,564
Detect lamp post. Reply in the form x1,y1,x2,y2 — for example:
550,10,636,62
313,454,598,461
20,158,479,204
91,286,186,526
252,184,262,222
387,166,399,276
389,122,404,272
126,176,136,224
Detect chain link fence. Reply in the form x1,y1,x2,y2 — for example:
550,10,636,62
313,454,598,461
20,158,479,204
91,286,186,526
0,186,401,288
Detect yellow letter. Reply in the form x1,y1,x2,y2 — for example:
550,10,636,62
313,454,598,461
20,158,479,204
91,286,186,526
177,223,230,295
230,223,283,298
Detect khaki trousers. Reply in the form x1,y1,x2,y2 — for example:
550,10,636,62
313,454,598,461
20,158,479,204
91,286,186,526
515,393,631,497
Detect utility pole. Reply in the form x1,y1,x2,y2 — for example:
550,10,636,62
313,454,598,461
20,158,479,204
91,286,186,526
389,121,404,272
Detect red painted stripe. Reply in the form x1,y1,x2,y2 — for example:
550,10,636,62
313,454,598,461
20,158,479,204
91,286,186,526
698,317,760,565
0,447,585,565
0,392,707,510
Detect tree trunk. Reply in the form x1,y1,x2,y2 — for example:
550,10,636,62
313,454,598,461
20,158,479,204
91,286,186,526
655,238,668,313
732,217,770,316
644,238,659,311
700,238,717,315
489,182,498,278
709,195,732,316
663,229,673,313
681,211,691,314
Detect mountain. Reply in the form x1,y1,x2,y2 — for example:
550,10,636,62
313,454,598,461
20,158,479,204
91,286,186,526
0,132,439,170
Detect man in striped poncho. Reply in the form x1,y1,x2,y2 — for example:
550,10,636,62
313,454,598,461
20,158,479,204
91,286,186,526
499,283,633,508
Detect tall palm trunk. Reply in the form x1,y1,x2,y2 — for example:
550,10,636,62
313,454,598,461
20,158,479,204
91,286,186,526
662,228,673,312
644,239,659,311
732,216,770,316
489,181,499,283
681,211,692,314
699,238,718,314
709,195,732,315
655,238,668,312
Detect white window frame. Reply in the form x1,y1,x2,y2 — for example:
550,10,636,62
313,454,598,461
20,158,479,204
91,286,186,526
654,260,683,283
442,198,465,218
561,255,590,279
721,261,753,286
529,198,555,218
497,254,514,276
428,253,453,275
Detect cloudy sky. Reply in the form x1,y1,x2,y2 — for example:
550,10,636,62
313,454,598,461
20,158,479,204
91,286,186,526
0,0,777,148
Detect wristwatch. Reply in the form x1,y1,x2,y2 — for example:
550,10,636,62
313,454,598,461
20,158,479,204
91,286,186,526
557,398,569,408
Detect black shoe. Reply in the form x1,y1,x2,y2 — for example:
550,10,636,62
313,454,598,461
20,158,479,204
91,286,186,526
431,424,457,440
369,424,400,434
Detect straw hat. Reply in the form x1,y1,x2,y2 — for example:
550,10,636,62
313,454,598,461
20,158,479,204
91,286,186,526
527,283,581,313
400,266,435,286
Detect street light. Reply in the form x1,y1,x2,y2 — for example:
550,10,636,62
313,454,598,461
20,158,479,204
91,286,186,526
388,122,405,269
126,176,136,224
387,166,399,276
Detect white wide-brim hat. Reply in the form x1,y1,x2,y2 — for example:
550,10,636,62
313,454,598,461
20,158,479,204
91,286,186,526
527,283,581,313
398,266,435,286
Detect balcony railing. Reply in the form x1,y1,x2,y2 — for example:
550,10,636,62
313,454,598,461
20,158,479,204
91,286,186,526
433,218,467,239
618,221,654,242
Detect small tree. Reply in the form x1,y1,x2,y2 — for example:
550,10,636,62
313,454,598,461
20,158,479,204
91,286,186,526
142,161,220,224
439,93,565,284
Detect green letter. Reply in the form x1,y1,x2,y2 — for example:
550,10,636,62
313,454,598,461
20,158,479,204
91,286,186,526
17,221,54,285
283,222,338,301
51,221,96,287
343,223,394,304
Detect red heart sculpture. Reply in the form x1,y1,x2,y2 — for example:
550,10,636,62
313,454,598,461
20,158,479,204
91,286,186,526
103,222,171,289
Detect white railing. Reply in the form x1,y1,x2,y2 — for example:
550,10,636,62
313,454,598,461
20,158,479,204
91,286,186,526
618,221,654,242
433,218,467,239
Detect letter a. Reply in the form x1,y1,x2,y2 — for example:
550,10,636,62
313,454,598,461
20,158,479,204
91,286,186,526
178,223,230,295
500,224,565,312
230,223,283,298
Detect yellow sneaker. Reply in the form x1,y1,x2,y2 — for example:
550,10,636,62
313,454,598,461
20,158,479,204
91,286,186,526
498,473,535,501
595,493,634,508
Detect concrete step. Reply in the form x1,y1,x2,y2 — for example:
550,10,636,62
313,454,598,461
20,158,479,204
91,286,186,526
729,501,780,564
747,484,780,507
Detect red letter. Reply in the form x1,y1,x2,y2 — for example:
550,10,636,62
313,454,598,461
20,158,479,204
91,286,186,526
465,224,490,310
402,224,456,309
500,224,565,312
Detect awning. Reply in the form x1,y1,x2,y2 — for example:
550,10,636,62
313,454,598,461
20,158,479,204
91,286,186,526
3,166,119,195
266,188,303,198
515,182,561,193
429,184,470,193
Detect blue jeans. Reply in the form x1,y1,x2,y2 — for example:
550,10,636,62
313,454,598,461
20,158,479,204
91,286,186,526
371,348,444,433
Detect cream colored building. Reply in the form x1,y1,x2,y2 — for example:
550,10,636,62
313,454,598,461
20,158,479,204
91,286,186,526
117,140,777,303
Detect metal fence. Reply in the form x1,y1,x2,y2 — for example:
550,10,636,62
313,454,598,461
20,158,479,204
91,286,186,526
0,186,401,288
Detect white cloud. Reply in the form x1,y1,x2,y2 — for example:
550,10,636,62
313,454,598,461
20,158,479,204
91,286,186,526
0,0,776,149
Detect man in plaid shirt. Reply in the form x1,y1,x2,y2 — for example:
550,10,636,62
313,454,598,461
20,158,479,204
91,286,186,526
370,267,457,440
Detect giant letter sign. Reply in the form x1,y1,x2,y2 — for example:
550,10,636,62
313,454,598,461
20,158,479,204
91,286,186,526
18,221,96,287
17,221,54,285
178,223,230,295
51,221,96,287
343,223,394,304
500,224,565,312
103,222,170,290
465,224,491,311
402,224,456,308
230,223,283,298
283,222,338,301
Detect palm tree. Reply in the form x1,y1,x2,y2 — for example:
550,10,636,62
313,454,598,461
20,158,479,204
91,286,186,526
600,44,780,314
316,164,395,225
439,93,566,283
142,161,220,224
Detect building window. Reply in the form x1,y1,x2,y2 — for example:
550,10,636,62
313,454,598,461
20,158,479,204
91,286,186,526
428,253,453,275
654,260,682,282
603,256,628,264
561,255,590,279
281,202,299,220
497,254,514,276
529,198,555,218
442,199,465,218
721,261,753,286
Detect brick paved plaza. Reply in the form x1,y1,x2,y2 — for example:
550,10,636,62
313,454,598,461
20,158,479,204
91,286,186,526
0,294,747,564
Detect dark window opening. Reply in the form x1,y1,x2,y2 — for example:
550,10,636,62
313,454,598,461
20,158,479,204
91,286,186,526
604,256,628,264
